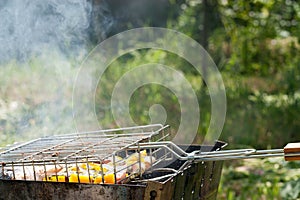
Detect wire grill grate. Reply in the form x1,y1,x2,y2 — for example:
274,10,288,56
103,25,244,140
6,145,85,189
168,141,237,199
0,124,170,184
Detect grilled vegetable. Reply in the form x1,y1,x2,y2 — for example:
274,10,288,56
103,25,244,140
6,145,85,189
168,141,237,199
94,175,103,184
69,174,93,183
43,175,66,182
125,150,147,165
80,162,109,172
2,149,155,184
94,171,126,184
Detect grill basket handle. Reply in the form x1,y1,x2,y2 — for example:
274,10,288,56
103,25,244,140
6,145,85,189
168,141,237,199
284,143,300,161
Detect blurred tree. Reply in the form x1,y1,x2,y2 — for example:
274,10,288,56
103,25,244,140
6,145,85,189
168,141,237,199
218,0,300,75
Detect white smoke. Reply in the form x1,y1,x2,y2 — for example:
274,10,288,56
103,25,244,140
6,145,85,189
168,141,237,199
0,0,115,143
0,0,93,62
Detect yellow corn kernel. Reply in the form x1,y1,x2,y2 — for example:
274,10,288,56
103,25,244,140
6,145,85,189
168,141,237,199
89,163,101,171
80,162,108,172
115,156,123,161
69,174,93,183
94,175,103,184
126,150,147,164
43,175,66,182
93,174,115,184
141,150,147,157
53,175,66,182
80,163,88,170
43,177,51,181
69,166,80,172
104,173,115,184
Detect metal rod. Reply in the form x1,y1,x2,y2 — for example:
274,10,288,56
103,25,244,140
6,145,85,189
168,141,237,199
32,161,36,181
113,153,117,184
100,160,105,184
43,160,47,182
22,138,76,160
11,162,15,180
127,142,300,162
0,138,41,156
138,143,142,179
86,157,92,183
54,161,58,182
64,160,69,182
51,124,164,137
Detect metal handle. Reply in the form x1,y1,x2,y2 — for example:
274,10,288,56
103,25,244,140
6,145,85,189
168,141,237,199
284,142,300,161
192,142,300,161
130,141,300,162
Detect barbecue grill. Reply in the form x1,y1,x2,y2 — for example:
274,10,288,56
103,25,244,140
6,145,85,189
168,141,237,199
0,124,299,200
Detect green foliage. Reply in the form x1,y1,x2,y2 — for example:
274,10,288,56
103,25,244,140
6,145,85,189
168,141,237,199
0,57,76,146
166,1,300,198
94,49,205,137
219,158,300,200
169,0,300,75
220,75,300,149
217,0,300,75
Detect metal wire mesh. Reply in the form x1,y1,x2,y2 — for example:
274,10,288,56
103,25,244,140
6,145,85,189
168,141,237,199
0,124,170,184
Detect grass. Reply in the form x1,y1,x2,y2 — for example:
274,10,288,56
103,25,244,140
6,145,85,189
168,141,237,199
0,57,76,146
218,158,300,199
